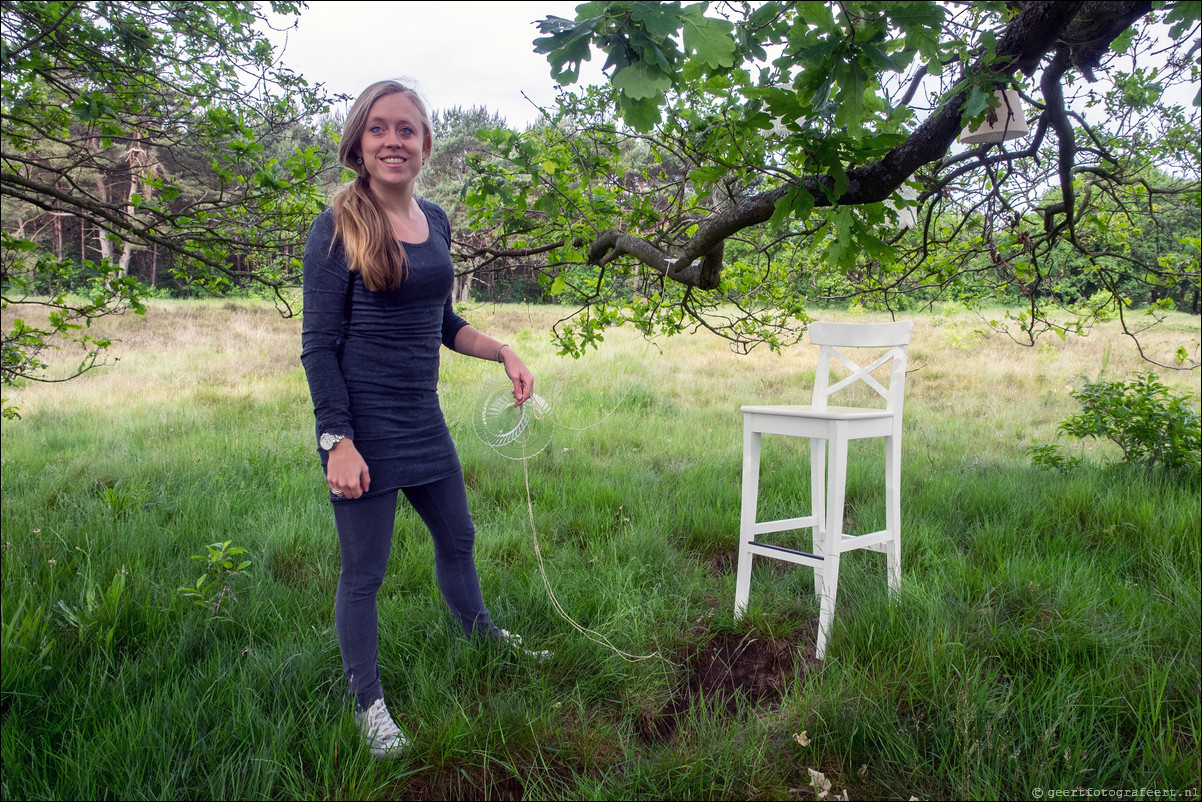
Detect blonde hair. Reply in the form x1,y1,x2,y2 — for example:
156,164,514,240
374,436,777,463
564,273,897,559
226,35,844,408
331,80,435,291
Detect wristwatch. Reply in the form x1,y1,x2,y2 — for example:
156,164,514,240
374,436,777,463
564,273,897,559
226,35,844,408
319,432,346,451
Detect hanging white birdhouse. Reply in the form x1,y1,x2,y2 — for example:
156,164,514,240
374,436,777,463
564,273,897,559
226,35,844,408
960,89,1029,144
889,184,919,229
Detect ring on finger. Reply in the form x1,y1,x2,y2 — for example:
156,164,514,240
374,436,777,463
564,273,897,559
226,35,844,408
331,488,344,495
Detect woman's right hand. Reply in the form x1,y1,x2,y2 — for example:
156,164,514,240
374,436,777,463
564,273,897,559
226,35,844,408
327,438,370,499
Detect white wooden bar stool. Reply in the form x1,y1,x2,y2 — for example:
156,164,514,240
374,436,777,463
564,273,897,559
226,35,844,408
734,320,913,659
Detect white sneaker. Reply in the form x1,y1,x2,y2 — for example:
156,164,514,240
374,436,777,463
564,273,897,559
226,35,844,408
354,697,409,759
499,629,553,662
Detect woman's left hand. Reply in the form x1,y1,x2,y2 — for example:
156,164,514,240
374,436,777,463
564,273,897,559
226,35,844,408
500,346,534,406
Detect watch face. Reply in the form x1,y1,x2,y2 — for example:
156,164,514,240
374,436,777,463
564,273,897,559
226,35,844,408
320,433,338,450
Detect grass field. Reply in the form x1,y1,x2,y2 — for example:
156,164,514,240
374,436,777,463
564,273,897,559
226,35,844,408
2,299,1199,800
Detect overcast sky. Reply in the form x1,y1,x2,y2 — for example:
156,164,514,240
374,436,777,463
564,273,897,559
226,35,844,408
262,2,603,129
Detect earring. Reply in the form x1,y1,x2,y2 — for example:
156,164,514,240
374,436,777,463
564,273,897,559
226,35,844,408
356,156,363,165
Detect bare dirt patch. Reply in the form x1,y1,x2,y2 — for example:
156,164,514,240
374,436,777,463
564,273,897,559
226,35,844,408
393,765,527,801
703,548,738,576
703,546,803,578
639,626,820,742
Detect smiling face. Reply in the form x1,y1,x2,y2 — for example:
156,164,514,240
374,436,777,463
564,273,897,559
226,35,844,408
356,92,432,191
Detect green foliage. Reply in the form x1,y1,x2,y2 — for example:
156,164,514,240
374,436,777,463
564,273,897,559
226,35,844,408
177,541,253,623
2,302,1198,798
1,0,335,414
455,1,1202,362
1030,373,1201,475
98,479,147,518
535,1,941,134
1,596,56,674
2,233,148,413
1027,440,1083,472
56,570,129,659
421,105,554,303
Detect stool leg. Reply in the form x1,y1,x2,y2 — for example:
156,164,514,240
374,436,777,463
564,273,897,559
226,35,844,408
885,432,901,593
809,436,826,600
734,424,761,620
815,552,840,660
816,425,848,660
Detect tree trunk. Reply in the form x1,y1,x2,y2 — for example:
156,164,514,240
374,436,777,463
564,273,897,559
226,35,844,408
13,218,36,287
453,272,473,304
93,133,148,279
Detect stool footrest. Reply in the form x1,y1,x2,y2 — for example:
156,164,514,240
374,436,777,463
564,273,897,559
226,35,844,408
747,541,825,568
839,530,894,550
750,515,817,536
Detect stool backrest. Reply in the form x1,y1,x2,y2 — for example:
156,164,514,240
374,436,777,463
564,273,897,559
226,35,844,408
809,321,913,413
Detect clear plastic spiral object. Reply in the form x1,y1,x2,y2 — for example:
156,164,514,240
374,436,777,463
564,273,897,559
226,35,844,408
471,377,553,460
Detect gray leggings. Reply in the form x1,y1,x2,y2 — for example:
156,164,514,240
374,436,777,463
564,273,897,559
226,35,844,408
331,470,497,709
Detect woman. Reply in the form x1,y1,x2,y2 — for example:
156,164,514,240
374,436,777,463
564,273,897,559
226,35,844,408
300,80,544,760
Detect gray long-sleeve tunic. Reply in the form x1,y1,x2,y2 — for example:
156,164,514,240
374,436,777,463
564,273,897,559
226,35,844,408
300,200,469,497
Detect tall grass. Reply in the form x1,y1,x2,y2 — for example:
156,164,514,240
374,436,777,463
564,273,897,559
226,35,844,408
2,298,1198,800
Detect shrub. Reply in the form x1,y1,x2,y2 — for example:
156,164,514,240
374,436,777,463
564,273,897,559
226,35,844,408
177,541,253,623
1029,372,1200,476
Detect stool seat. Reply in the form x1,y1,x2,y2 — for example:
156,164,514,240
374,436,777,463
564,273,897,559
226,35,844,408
742,404,896,420
734,320,913,659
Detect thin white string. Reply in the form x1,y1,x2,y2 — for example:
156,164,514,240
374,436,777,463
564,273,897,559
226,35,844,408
546,383,632,432
474,373,669,664
520,438,663,663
